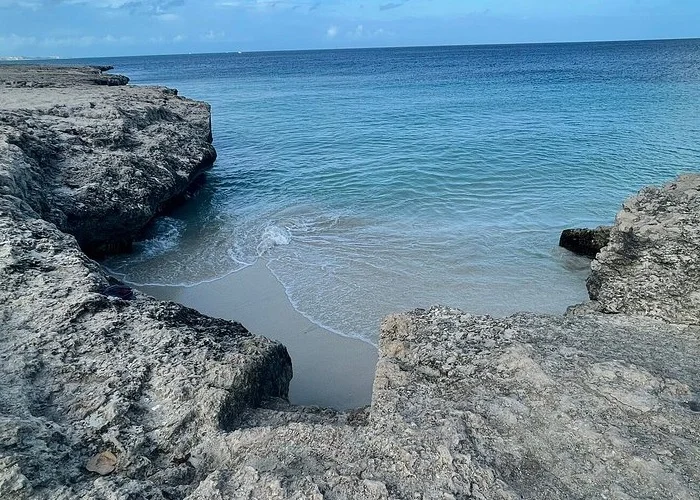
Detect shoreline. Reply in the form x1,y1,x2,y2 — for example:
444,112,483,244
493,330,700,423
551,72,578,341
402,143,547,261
140,260,378,409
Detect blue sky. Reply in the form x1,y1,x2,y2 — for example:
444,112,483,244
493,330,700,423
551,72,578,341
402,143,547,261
0,1,698,58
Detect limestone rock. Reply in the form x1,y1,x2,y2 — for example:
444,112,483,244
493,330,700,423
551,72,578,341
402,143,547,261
183,307,699,499
0,65,215,255
2,65,699,499
0,66,291,499
588,175,700,323
0,65,129,88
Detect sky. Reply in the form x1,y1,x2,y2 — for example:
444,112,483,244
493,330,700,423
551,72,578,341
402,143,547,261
0,0,699,58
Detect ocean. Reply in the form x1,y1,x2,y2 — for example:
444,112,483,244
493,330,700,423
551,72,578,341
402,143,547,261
79,39,699,345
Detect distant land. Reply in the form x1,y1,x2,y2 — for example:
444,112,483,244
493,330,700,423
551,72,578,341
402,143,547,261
0,56,60,61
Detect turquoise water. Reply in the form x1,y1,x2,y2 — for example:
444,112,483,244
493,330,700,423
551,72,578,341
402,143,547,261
91,40,699,344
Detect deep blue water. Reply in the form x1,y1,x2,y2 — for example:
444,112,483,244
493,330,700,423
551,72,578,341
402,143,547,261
64,40,700,344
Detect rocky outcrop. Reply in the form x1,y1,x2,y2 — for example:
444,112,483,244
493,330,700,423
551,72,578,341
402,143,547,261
177,306,698,499
0,209,292,498
1,66,699,499
179,183,700,499
0,65,129,88
0,65,215,255
587,175,700,324
559,226,611,257
197,177,700,499
0,66,290,499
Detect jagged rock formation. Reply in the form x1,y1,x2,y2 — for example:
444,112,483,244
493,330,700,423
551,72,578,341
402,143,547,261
0,65,215,255
0,65,128,88
588,175,700,324
1,66,698,499
178,307,699,499
0,66,290,499
559,226,611,258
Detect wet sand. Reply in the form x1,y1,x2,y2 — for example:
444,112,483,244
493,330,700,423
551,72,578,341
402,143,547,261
140,260,378,409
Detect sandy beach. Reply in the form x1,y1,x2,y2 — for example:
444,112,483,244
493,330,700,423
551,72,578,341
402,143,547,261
140,260,378,409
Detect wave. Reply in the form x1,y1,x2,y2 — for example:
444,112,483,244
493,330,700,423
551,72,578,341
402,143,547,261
131,217,186,259
256,224,292,256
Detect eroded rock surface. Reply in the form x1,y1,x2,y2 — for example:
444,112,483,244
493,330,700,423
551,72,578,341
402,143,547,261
588,175,700,324
179,185,700,499
0,65,215,255
179,307,698,499
0,66,291,499
1,66,698,499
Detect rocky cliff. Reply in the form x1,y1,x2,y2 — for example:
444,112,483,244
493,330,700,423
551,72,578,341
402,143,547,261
0,66,290,499
587,175,700,324
1,65,215,255
1,66,698,499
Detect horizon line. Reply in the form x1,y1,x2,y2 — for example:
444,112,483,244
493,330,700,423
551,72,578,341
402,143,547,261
3,36,699,62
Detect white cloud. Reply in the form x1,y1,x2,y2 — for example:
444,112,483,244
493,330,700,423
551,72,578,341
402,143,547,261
0,0,185,13
0,1,43,8
0,33,136,49
201,30,226,41
154,13,179,21
347,24,390,39
147,33,187,44
215,0,325,13
39,34,134,47
326,25,338,38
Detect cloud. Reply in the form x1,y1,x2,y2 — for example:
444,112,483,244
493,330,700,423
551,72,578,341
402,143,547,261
0,0,185,14
326,25,338,38
41,34,135,46
0,33,135,48
0,0,43,7
379,0,408,11
154,12,179,21
201,29,226,41
2,0,327,15
147,33,188,44
0,33,38,47
346,24,390,40
215,0,326,13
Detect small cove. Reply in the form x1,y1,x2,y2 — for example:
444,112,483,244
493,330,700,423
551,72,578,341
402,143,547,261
138,260,378,409
86,40,700,407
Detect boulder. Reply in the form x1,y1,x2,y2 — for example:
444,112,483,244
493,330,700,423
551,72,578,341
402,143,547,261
559,226,611,258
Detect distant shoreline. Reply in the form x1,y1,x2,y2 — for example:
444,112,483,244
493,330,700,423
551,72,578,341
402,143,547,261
3,36,698,63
